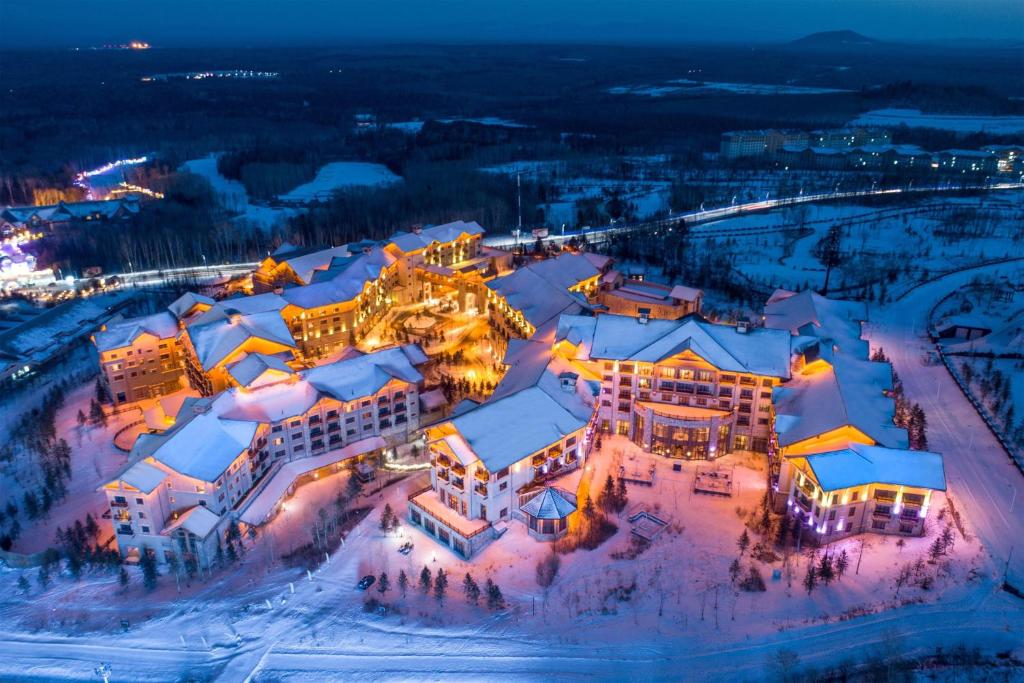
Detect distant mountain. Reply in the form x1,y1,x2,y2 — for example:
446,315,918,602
789,30,883,48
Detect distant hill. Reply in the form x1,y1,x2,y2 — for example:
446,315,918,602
789,30,883,48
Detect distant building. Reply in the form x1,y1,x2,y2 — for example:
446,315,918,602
719,129,809,160
935,150,1000,175
982,145,1024,173
810,127,891,149
1,198,140,232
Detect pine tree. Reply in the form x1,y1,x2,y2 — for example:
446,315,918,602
463,573,481,605
398,569,409,597
140,551,159,591
377,572,390,595
380,503,395,532
614,477,628,513
76,409,87,427
17,574,30,595
433,568,448,603
818,553,835,586
803,562,817,595
929,536,945,562
346,472,364,502
37,565,50,590
89,399,107,427
597,475,615,512
835,550,849,580
737,529,750,555
775,514,791,547
119,566,130,590
419,565,432,593
486,578,505,610
729,558,741,585
95,377,110,404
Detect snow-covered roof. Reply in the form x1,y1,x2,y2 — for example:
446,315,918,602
168,292,215,320
945,309,1024,356
521,487,577,519
419,388,447,412
143,404,260,482
275,245,353,284
227,352,294,388
280,247,396,309
239,436,386,526
764,290,868,357
94,311,179,352
669,285,703,302
303,345,424,401
773,354,908,449
118,459,167,494
162,505,221,539
558,312,792,378
387,220,484,254
486,253,602,329
798,443,946,492
450,386,589,472
186,295,294,370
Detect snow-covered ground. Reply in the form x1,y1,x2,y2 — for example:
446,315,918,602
850,109,1024,135
179,156,300,231
277,162,401,203
609,80,849,97
388,117,529,134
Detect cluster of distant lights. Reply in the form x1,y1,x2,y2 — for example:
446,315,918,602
141,70,279,82
73,156,150,199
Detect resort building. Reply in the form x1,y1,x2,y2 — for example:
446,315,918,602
103,345,427,565
408,341,598,558
777,442,945,540
554,312,793,456
94,310,186,404
596,273,703,321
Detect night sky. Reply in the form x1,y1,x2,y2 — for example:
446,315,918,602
1,0,1021,47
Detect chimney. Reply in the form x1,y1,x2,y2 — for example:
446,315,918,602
637,307,651,325
736,319,749,334
559,372,579,393
412,224,423,235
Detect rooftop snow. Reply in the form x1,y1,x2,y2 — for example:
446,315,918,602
162,504,221,539
486,253,602,329
117,459,167,494
227,352,294,388
387,220,484,254
798,442,946,492
521,487,577,519
94,311,179,352
772,354,908,449
280,247,396,309
558,313,792,379
764,289,868,357
187,297,294,370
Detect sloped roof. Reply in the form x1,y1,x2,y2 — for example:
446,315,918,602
280,247,396,309
764,290,868,357
145,405,260,482
162,505,221,539
486,254,598,330
773,354,908,449
227,352,294,388
561,313,792,378
168,292,215,321
521,487,577,519
277,245,352,284
94,311,179,352
387,220,484,254
186,297,294,370
118,459,167,494
799,443,946,492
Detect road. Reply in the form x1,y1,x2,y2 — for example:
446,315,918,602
483,181,1024,248
865,258,1024,585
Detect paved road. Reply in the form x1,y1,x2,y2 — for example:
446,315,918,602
482,182,1024,248
865,258,1024,585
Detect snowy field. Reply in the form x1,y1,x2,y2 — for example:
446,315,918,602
701,191,1024,297
609,80,849,97
388,117,529,134
850,108,1024,135
277,162,401,203
179,156,300,231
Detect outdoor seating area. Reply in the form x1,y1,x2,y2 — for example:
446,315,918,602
693,465,734,497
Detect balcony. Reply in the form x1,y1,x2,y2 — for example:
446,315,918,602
452,464,467,477
532,453,547,467
437,468,449,481
475,469,489,482
435,454,452,468
110,500,128,508
475,483,488,497
451,477,465,491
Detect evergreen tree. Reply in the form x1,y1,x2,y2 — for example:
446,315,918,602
419,565,432,593
803,562,817,595
37,565,50,590
486,578,506,610
226,539,238,563
775,514,791,547
597,475,615,512
433,567,448,603
95,377,111,404
818,553,835,586
614,477,628,513
463,573,481,605
17,574,30,595
89,399,107,427
929,536,945,562
812,225,844,294
119,566,130,590
377,572,390,595
835,550,849,580
737,529,750,555
85,513,99,538
346,472,364,502
380,503,395,532
22,492,39,520
398,569,409,597
76,409,87,427
729,559,741,585
140,551,159,591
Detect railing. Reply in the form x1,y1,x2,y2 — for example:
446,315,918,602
407,484,433,501
475,469,489,482
475,483,488,497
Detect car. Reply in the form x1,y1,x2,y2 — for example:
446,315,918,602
398,541,414,555
357,575,376,590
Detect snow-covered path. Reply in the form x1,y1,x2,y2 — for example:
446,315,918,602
866,258,1024,585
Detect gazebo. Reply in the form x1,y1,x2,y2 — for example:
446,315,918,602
520,486,577,541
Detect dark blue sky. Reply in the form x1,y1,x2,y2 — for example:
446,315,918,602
2,0,1021,47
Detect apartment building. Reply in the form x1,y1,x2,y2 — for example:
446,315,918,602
103,345,427,565
93,311,186,404
555,312,792,456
